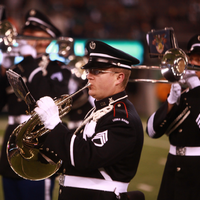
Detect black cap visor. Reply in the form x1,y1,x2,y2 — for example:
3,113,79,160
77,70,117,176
82,61,115,69
188,47,200,56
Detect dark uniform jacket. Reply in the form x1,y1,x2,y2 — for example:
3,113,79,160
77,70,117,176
146,86,200,200
42,91,144,200
0,55,71,178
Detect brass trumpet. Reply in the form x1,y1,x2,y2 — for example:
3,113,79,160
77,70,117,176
6,70,91,180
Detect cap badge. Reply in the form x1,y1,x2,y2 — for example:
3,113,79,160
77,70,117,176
198,35,200,41
89,41,96,50
30,9,36,16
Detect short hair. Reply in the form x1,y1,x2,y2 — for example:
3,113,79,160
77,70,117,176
111,67,131,88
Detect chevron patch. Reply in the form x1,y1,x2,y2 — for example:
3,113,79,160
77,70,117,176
91,130,108,147
196,114,200,128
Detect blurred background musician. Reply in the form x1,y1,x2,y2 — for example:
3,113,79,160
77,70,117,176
146,34,200,200
0,8,71,200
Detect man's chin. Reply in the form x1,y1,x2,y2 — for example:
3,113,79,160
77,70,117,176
88,90,96,98
88,90,93,96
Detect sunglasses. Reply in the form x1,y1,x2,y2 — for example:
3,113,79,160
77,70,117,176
85,69,119,75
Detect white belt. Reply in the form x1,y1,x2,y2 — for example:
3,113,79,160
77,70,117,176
59,175,129,195
169,144,200,156
8,115,31,125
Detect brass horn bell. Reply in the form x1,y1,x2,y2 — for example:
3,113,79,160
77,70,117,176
160,48,188,82
129,48,189,83
6,70,91,180
7,95,71,180
0,20,17,52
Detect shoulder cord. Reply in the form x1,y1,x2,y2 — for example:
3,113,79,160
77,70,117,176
73,95,128,135
28,55,49,83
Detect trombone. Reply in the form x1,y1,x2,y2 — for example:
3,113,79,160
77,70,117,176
129,48,200,83
0,20,74,57
1,20,200,83
0,20,89,81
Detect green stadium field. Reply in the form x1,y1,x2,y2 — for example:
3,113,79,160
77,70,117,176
0,115,169,200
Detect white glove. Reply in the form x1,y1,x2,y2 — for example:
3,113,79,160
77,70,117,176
18,40,37,58
167,83,181,104
34,96,61,130
180,70,200,89
1,53,15,68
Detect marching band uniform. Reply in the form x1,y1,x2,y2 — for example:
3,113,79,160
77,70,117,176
35,40,144,200
45,91,143,200
146,86,200,200
146,34,200,200
0,9,71,200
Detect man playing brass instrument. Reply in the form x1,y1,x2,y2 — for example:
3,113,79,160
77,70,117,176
146,34,200,200
34,40,144,200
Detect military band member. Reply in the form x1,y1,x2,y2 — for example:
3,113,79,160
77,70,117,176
34,40,144,200
0,9,71,200
146,34,200,200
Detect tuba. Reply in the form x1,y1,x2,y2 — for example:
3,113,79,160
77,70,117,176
6,69,90,180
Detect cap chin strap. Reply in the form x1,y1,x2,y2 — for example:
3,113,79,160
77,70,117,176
90,53,129,61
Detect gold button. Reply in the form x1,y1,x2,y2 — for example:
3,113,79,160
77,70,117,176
59,189,62,194
177,167,181,171
63,168,66,173
117,104,121,107
77,109,82,114
179,129,182,133
46,148,49,151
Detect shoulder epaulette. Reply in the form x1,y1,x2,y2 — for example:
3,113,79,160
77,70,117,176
113,101,128,118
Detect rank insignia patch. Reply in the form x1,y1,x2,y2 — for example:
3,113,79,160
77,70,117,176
92,130,108,147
